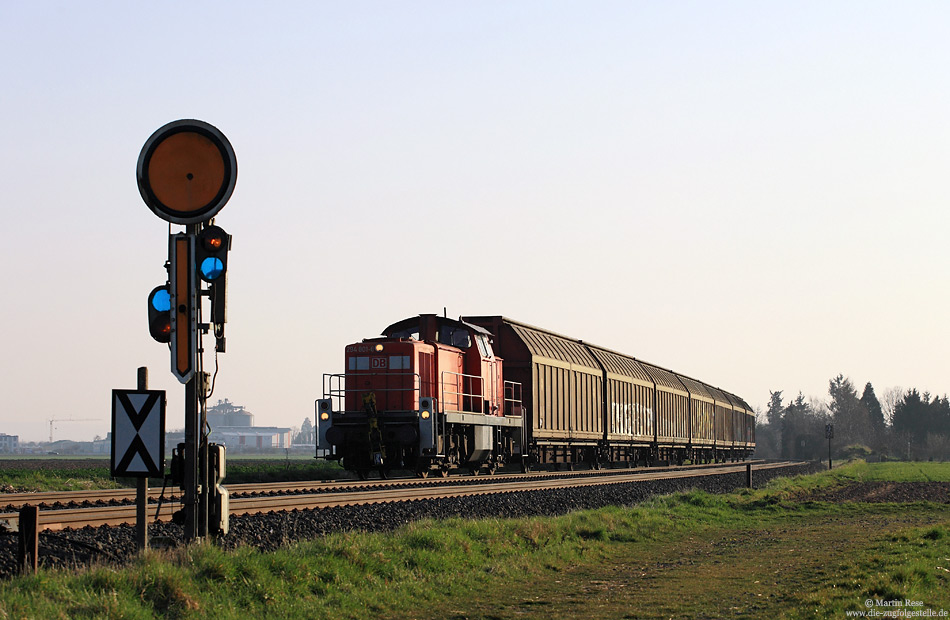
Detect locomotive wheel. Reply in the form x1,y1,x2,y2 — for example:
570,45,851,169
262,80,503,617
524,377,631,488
486,462,498,475
469,467,480,476
417,469,429,479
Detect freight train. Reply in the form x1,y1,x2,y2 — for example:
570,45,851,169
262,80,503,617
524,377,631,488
316,314,755,478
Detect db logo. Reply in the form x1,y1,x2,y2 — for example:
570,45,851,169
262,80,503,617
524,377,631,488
371,357,387,369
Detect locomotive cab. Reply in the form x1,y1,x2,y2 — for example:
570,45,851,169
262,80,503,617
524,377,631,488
385,314,507,417
318,314,524,478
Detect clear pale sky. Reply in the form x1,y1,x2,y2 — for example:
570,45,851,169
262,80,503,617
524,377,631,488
1,2,948,443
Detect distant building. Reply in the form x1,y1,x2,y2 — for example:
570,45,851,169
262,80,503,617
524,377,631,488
209,427,293,451
168,399,294,453
207,399,254,428
0,434,19,453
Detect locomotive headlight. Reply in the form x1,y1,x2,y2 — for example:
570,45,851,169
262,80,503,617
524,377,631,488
320,411,330,421
421,410,430,420
375,344,384,352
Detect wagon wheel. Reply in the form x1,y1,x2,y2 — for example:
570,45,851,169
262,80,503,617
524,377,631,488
416,469,429,479
357,469,369,481
439,466,450,478
378,467,388,480
486,462,498,476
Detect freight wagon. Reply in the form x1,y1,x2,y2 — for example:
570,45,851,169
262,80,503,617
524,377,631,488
317,314,754,478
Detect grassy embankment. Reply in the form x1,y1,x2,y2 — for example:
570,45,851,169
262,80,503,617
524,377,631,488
0,461,948,619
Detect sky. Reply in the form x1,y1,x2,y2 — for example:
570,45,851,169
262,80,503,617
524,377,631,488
1,2,948,443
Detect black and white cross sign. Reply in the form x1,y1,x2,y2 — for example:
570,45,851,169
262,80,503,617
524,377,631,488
111,389,166,477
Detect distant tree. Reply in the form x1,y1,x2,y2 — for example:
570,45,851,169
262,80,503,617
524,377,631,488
860,382,886,447
766,391,784,427
892,389,926,445
781,393,826,460
828,374,869,447
933,396,950,437
753,400,781,459
891,390,950,459
293,417,315,445
880,387,903,426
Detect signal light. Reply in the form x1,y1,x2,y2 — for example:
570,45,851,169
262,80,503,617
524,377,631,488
196,225,230,282
147,285,172,343
196,224,230,352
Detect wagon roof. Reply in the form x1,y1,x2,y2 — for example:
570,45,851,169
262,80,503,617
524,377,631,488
466,316,601,368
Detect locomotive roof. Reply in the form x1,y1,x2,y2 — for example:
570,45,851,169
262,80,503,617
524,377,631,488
382,314,494,338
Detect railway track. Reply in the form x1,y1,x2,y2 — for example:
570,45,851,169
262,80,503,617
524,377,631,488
0,460,769,510
0,461,794,531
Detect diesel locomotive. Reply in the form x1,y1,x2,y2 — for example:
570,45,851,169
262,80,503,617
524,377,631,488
316,314,755,478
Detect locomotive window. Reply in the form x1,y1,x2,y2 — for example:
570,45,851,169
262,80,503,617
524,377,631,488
391,328,419,340
475,334,493,358
389,355,411,369
438,326,471,349
348,357,370,370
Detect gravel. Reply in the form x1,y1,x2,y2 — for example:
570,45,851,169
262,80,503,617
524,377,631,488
0,462,826,579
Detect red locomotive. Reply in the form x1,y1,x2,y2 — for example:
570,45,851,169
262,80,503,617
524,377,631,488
316,314,754,478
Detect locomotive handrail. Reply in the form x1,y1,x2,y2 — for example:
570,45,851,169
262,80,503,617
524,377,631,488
439,373,525,416
504,380,524,417
322,372,423,413
440,371,485,413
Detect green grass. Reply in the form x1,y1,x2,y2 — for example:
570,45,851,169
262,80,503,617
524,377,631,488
225,459,340,484
0,462,947,619
830,460,950,482
0,460,342,493
0,467,121,492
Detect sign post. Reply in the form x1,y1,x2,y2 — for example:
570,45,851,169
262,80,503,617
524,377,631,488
825,424,834,470
111,368,166,551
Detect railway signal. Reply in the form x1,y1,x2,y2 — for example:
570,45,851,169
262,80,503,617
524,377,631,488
196,224,231,351
133,119,238,543
147,286,172,343
196,225,230,282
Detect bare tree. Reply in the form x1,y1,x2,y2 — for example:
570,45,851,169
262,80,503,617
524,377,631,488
880,386,903,427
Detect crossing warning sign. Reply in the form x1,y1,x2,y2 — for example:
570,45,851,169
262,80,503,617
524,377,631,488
111,390,166,477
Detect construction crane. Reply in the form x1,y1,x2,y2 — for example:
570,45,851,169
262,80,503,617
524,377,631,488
47,418,101,444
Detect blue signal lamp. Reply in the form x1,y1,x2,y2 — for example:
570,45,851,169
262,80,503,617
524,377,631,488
199,257,225,281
